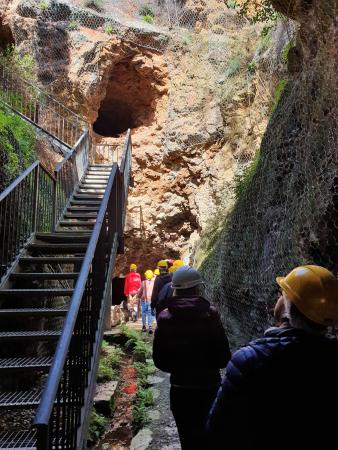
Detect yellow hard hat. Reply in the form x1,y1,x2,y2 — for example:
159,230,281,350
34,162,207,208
173,259,184,268
276,265,338,326
157,260,168,268
169,266,177,274
145,270,154,280
130,263,137,270
154,269,160,276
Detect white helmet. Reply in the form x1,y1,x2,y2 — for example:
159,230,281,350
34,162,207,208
172,266,204,290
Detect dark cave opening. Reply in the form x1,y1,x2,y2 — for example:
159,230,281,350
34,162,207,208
93,99,136,137
92,58,157,138
0,21,15,49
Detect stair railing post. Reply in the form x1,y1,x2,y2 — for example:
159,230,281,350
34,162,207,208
52,171,57,232
32,164,40,233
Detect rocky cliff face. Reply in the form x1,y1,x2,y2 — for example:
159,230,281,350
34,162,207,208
199,0,337,347
0,0,273,274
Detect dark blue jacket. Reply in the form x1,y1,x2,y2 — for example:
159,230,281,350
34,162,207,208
156,282,174,317
207,326,338,450
153,296,231,387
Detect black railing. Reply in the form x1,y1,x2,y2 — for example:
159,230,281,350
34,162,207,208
120,130,132,225
34,142,130,449
0,63,86,148
0,161,55,280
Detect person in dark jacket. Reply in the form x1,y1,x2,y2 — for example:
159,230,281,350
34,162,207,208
153,266,231,450
207,265,338,450
151,260,171,315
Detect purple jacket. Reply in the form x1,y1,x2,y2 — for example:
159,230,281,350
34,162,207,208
153,296,231,387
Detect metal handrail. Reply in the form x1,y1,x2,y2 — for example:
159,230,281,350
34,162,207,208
34,164,119,429
0,161,39,201
34,130,132,449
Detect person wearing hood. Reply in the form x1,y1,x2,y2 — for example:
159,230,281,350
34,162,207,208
207,265,338,450
156,260,185,317
153,266,230,450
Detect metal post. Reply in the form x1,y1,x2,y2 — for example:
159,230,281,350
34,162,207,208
32,165,40,232
52,172,57,232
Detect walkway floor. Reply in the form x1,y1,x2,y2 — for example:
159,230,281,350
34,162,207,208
129,320,181,450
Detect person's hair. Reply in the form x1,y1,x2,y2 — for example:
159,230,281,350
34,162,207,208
284,296,326,334
159,266,168,273
173,285,203,297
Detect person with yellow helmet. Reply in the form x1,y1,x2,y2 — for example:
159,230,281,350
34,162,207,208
124,263,141,322
154,268,160,277
208,265,338,450
150,260,171,314
137,270,156,334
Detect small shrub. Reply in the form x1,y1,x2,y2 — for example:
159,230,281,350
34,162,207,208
87,409,108,443
104,24,115,34
106,346,123,369
68,20,79,31
258,25,273,54
227,0,238,8
142,15,153,24
272,79,287,112
224,57,241,78
132,387,154,432
139,5,155,18
134,361,156,386
97,360,115,382
39,0,49,10
247,60,257,74
101,339,109,351
0,45,36,82
84,0,104,12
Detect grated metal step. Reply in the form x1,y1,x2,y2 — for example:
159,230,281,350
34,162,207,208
34,233,90,243
69,199,101,206
67,207,99,213
10,272,79,280
19,256,84,264
0,356,53,370
0,307,68,317
0,389,41,409
59,221,95,227
72,194,104,200
0,330,61,342
63,213,97,219
0,289,74,297
76,188,105,194
0,429,37,449
27,243,87,253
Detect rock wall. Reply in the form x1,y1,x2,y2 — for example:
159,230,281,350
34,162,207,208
199,0,337,348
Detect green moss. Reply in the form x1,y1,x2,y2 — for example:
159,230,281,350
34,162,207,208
68,20,80,31
104,24,115,34
282,41,295,63
272,79,287,112
142,15,153,24
233,149,261,200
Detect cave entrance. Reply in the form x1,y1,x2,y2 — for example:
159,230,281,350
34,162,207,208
93,58,156,138
0,21,14,50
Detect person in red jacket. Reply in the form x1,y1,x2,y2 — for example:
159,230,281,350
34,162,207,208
124,263,142,321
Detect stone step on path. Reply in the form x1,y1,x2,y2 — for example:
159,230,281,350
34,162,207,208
130,364,180,450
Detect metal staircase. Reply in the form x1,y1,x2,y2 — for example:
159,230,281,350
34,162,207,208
0,67,132,449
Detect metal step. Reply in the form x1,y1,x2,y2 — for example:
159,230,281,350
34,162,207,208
0,356,53,371
0,389,41,409
0,288,74,297
59,221,95,227
63,213,97,219
0,308,68,317
19,256,84,264
27,243,87,253
69,199,101,206
67,207,99,213
10,272,79,280
35,233,91,243
0,330,61,342
80,181,108,186
72,194,103,200
76,189,105,194
0,429,37,449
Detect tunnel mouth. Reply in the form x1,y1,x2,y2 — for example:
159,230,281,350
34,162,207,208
92,58,157,138
0,21,15,49
93,100,137,137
